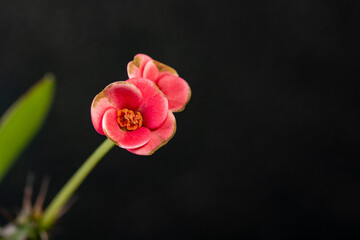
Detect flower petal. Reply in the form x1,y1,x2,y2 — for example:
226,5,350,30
128,111,176,155
102,108,151,149
104,81,142,110
127,54,152,78
127,78,168,129
143,60,159,82
91,92,114,135
157,74,191,112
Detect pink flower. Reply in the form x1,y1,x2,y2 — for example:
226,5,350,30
91,78,176,155
127,54,191,112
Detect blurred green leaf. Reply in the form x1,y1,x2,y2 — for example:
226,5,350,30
0,74,55,184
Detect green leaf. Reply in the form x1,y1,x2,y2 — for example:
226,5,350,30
0,73,55,184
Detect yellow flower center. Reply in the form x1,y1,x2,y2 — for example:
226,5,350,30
117,109,143,131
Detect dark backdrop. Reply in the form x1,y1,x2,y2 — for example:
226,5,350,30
0,1,359,239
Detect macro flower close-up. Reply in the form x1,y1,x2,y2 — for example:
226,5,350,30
91,77,177,155
127,54,191,112
1,1,358,239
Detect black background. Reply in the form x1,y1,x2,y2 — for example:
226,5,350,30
0,0,359,239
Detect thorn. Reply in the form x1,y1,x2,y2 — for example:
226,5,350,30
22,173,35,215
33,176,50,218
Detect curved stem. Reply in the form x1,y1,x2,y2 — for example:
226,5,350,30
39,138,115,230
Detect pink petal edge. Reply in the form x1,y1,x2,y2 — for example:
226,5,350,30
91,92,114,135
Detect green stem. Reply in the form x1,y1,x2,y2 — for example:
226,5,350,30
39,138,115,230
